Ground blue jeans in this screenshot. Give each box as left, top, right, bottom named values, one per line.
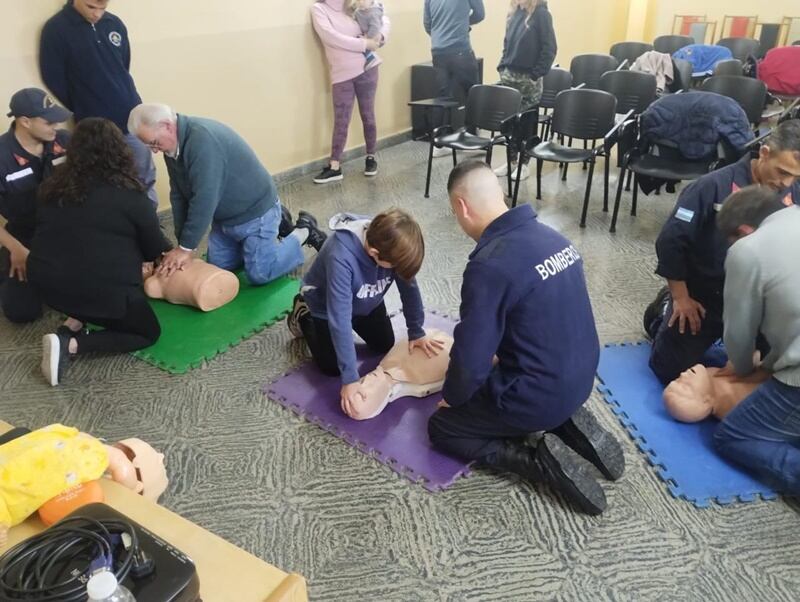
left=207, top=201, right=304, bottom=286
left=125, top=133, right=159, bottom=208
left=714, top=377, right=800, bottom=494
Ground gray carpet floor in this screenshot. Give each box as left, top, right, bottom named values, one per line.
left=1, top=140, right=799, bottom=601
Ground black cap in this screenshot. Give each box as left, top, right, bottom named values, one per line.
left=7, top=88, right=72, bottom=123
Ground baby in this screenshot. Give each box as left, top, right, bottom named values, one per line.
left=352, top=0, right=384, bottom=68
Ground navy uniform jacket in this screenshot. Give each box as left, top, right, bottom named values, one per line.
left=655, top=154, right=800, bottom=313
left=442, top=205, right=600, bottom=430
left=0, top=126, right=69, bottom=246
left=40, top=3, right=141, bottom=132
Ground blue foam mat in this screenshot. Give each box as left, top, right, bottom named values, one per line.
left=597, top=343, right=778, bottom=508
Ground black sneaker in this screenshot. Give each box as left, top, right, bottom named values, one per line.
left=313, top=165, right=343, bottom=184
left=365, top=156, right=378, bottom=177
left=42, top=331, right=72, bottom=386
left=536, top=433, right=607, bottom=515
left=287, top=293, right=310, bottom=339
left=549, top=406, right=625, bottom=481
left=643, top=286, right=671, bottom=339
left=279, top=204, right=294, bottom=238
left=295, top=211, right=328, bottom=252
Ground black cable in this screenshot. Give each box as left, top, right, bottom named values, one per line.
left=0, top=516, right=138, bottom=601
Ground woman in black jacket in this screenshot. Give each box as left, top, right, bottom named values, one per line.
left=495, top=0, right=557, bottom=181
left=29, top=118, right=171, bottom=386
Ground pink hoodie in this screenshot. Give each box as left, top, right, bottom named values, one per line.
left=311, top=0, right=391, bottom=85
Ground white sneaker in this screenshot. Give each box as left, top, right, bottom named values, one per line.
left=514, top=164, right=530, bottom=181
left=494, top=162, right=513, bottom=177
left=432, top=146, right=451, bottom=158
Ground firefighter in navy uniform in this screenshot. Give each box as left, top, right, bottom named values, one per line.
left=0, top=88, right=70, bottom=323
left=645, top=120, right=800, bottom=385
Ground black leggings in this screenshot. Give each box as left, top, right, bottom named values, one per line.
left=299, top=301, right=395, bottom=377
left=74, top=297, right=160, bottom=354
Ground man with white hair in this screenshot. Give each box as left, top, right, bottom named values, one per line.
left=128, top=103, right=325, bottom=283
left=428, top=160, right=623, bottom=515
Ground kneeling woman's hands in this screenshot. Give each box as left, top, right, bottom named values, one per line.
left=408, top=335, right=446, bottom=358
left=341, top=382, right=367, bottom=418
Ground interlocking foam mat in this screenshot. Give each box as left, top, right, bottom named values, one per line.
left=264, top=311, right=472, bottom=492
left=597, top=342, right=778, bottom=508
left=133, top=274, right=299, bottom=374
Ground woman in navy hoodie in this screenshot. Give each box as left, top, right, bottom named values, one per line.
left=288, top=209, right=443, bottom=417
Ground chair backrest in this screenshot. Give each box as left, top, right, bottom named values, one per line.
left=551, top=89, right=617, bottom=140
left=670, top=58, right=693, bottom=92
left=610, top=41, right=654, bottom=66
left=717, top=37, right=760, bottom=61
left=599, top=70, right=657, bottom=115
left=794, top=40, right=800, bottom=46
left=713, top=58, right=743, bottom=77
left=464, top=84, right=521, bottom=132
left=540, top=68, right=573, bottom=109
left=653, top=35, right=694, bottom=55
left=700, top=75, right=767, bottom=125
left=569, top=54, right=619, bottom=90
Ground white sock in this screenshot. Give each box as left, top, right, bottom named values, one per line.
left=290, top=227, right=309, bottom=245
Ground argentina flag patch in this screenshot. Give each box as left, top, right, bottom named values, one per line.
left=675, top=207, right=695, bottom=223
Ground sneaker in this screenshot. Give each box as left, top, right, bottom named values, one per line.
left=365, top=156, right=378, bottom=177
left=295, top=210, right=327, bottom=252
left=42, top=332, right=72, bottom=386
left=643, top=286, right=671, bottom=340
left=287, top=293, right=310, bottom=339
left=513, top=164, right=530, bottom=181
left=494, top=163, right=530, bottom=181
left=313, top=166, right=343, bottom=184
left=536, top=433, right=607, bottom=515
left=549, top=406, right=625, bottom=481
left=279, top=204, right=294, bottom=238
left=432, top=146, right=451, bottom=158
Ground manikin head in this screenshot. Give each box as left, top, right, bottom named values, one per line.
left=128, top=103, right=180, bottom=156
left=447, top=160, right=509, bottom=242
left=7, top=88, right=70, bottom=144
left=751, top=120, right=800, bottom=192
left=112, top=438, right=168, bottom=502
left=716, top=185, right=787, bottom=244
left=364, top=209, right=425, bottom=281
left=663, top=364, right=715, bottom=422
left=71, top=0, right=110, bottom=25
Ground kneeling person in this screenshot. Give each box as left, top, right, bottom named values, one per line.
left=128, top=103, right=326, bottom=283
left=429, top=161, right=623, bottom=515
left=288, top=209, right=443, bottom=417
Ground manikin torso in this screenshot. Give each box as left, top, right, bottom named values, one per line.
left=143, top=259, right=239, bottom=311
left=663, top=364, right=770, bottom=422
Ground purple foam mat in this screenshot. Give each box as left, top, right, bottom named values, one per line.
left=265, top=311, right=472, bottom=492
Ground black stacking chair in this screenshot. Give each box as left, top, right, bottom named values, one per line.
left=569, top=54, right=620, bottom=90
left=793, top=41, right=800, bottom=46
left=669, top=58, right=693, bottom=92
left=717, top=37, right=761, bottom=62
left=538, top=68, right=573, bottom=139
left=653, top=35, right=694, bottom=56
left=529, top=89, right=631, bottom=227
left=499, top=108, right=542, bottom=206
left=424, top=84, right=521, bottom=198
left=713, top=58, right=743, bottom=77
left=610, top=41, right=654, bottom=67
left=599, top=70, right=658, bottom=116
left=609, top=117, right=741, bottom=232
left=700, top=76, right=767, bottom=128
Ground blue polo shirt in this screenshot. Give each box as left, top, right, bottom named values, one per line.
left=443, top=205, right=600, bottom=430
left=0, top=126, right=70, bottom=245
left=655, top=154, right=800, bottom=311
left=40, top=2, right=141, bottom=132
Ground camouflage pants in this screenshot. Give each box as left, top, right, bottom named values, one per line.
left=499, top=69, right=543, bottom=111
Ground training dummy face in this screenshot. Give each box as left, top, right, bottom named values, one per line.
left=143, top=259, right=240, bottom=312
left=348, top=330, right=454, bottom=421
left=112, top=438, right=168, bottom=502
left=663, top=365, right=716, bottom=422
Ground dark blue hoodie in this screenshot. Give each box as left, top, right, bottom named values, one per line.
left=443, top=205, right=600, bottom=430
left=302, top=214, right=426, bottom=384
left=40, top=2, right=141, bottom=132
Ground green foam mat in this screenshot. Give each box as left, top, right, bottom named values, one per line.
left=132, top=274, right=299, bottom=373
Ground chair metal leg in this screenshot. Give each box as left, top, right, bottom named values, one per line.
left=486, top=145, right=494, bottom=165
left=452, top=148, right=458, bottom=167
left=583, top=140, right=590, bottom=170
left=505, top=145, right=513, bottom=199
left=603, top=153, right=610, bottom=212
left=631, top=174, right=639, bottom=216
left=424, top=141, right=435, bottom=198
left=625, top=169, right=632, bottom=191
left=513, top=161, right=523, bottom=207
left=536, top=158, right=543, bottom=200
left=579, top=159, right=596, bottom=228
left=562, top=162, right=569, bottom=181
left=609, top=167, right=626, bottom=233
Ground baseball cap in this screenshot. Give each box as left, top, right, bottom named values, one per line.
left=7, top=88, right=72, bottom=123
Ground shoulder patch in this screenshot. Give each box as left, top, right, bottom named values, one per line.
left=675, top=207, right=695, bottom=223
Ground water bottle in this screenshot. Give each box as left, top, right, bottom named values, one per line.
left=86, top=570, right=136, bottom=602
